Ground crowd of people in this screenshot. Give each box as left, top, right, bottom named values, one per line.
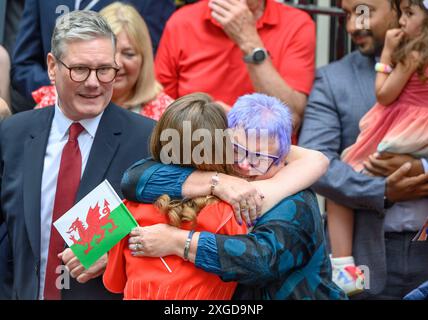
left=0, top=0, right=428, bottom=301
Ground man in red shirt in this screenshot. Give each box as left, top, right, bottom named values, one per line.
left=155, top=0, right=315, bottom=133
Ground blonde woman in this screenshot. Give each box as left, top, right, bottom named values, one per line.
left=101, top=2, right=173, bottom=119
left=33, top=2, right=173, bottom=120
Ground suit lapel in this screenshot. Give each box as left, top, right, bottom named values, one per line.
left=351, top=52, right=377, bottom=113
left=23, top=108, right=55, bottom=261
left=77, top=104, right=121, bottom=201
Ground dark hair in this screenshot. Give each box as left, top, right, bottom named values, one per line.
left=391, top=0, right=428, bottom=82
left=390, top=0, right=402, bottom=15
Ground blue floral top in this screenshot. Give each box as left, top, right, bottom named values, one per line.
left=121, top=159, right=347, bottom=300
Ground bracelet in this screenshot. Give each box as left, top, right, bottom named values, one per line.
left=183, top=230, right=195, bottom=261
left=375, top=62, right=393, bottom=74
left=210, top=172, right=219, bottom=195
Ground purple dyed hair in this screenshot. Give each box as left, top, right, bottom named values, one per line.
left=227, top=93, right=292, bottom=163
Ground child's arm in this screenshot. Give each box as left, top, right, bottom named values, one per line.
left=376, top=29, right=419, bottom=106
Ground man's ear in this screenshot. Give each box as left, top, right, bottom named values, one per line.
left=47, top=53, right=57, bottom=85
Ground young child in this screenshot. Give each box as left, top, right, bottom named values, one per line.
left=327, top=0, right=428, bottom=296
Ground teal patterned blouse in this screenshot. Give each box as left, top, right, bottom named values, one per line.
left=121, top=158, right=347, bottom=300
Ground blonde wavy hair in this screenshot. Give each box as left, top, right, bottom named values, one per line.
left=391, top=0, right=428, bottom=82
left=150, top=93, right=235, bottom=227
left=100, top=2, right=163, bottom=107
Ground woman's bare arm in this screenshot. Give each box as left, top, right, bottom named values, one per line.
left=251, top=146, right=329, bottom=213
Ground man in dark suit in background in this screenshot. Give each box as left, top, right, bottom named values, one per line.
left=11, top=0, right=175, bottom=113
left=299, top=0, right=428, bottom=299
left=0, top=10, right=155, bottom=300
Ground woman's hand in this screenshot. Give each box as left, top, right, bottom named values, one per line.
left=182, top=171, right=263, bottom=226
left=129, top=224, right=185, bottom=257
left=214, top=174, right=264, bottom=227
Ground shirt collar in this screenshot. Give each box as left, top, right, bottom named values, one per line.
left=203, top=0, right=279, bottom=29
left=54, top=102, right=103, bottom=139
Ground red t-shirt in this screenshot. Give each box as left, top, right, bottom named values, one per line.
left=103, top=200, right=247, bottom=300
left=155, top=0, right=316, bottom=106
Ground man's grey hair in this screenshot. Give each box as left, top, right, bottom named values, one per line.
left=51, top=10, right=116, bottom=59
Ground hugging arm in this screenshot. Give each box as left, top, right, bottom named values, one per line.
left=198, top=220, right=311, bottom=285
left=130, top=193, right=318, bottom=286
left=121, top=146, right=328, bottom=224
left=250, top=145, right=328, bottom=213
left=132, top=224, right=310, bottom=285
left=121, top=158, right=195, bottom=203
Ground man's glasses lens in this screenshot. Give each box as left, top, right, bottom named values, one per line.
left=57, top=58, right=118, bottom=83
left=70, top=66, right=118, bottom=83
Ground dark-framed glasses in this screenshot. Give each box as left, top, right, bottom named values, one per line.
left=56, top=58, right=119, bottom=83
left=232, top=142, right=280, bottom=174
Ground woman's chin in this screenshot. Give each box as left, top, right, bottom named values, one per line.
left=112, top=85, right=130, bottom=100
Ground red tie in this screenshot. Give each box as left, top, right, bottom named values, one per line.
left=44, top=122, right=85, bottom=300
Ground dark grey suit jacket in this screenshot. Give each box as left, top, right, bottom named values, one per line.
left=299, top=50, right=389, bottom=297
left=0, top=103, right=155, bottom=299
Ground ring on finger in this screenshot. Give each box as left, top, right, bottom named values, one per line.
left=240, top=202, right=248, bottom=211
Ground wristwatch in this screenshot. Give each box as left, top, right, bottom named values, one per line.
left=243, top=48, right=269, bottom=64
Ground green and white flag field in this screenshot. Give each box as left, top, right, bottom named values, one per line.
left=53, top=180, right=138, bottom=269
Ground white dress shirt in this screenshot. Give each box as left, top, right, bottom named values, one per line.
left=39, top=104, right=103, bottom=299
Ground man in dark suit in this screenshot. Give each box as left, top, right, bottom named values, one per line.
left=0, top=10, right=155, bottom=300
left=11, top=0, right=175, bottom=112
left=299, top=0, right=428, bottom=299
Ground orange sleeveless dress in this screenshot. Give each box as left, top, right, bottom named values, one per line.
left=103, top=200, right=247, bottom=300
left=342, top=70, right=428, bottom=171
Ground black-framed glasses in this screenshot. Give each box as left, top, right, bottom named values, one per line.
left=232, top=142, right=280, bottom=174
left=56, top=58, right=119, bottom=83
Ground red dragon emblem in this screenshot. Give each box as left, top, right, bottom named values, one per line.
left=67, top=200, right=118, bottom=254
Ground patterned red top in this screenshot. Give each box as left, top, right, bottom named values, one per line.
left=32, top=85, right=173, bottom=121
left=32, top=86, right=57, bottom=109
left=138, top=92, right=174, bottom=120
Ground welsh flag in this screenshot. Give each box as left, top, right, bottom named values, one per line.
left=53, top=180, right=137, bottom=269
